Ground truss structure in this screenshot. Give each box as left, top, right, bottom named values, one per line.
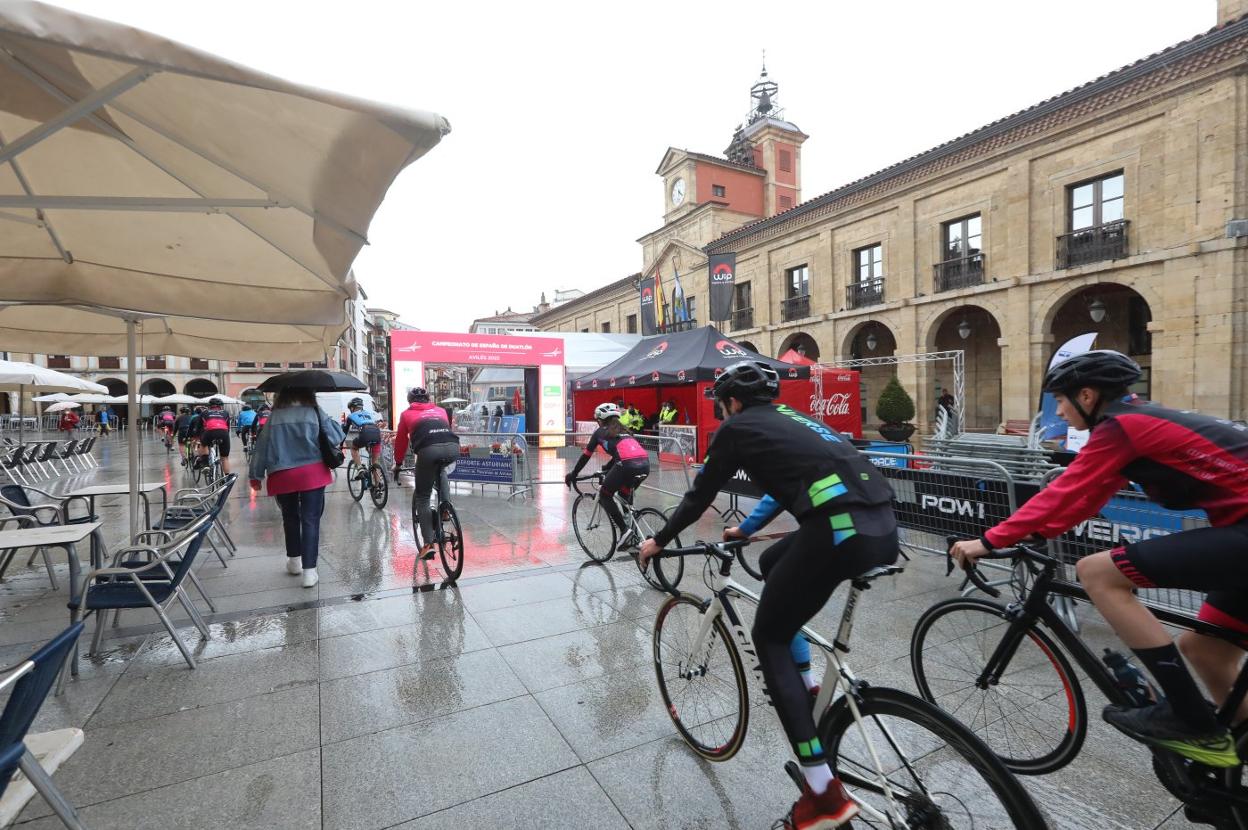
left=816, top=350, right=966, bottom=436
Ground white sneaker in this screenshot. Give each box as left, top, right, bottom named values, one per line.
left=286, top=558, right=302, bottom=575
left=301, top=568, right=319, bottom=588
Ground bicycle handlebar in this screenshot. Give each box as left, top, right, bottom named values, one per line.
left=647, top=538, right=756, bottom=594
left=570, top=472, right=605, bottom=495
left=945, top=535, right=1056, bottom=599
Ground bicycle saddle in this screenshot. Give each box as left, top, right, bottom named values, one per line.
left=851, top=564, right=904, bottom=589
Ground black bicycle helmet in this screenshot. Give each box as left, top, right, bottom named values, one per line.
left=241, top=404, right=252, bottom=411
left=1043, top=350, right=1141, bottom=395
left=208, top=397, right=223, bottom=405
left=407, top=387, right=429, bottom=403
left=347, top=397, right=364, bottom=410
left=706, top=361, right=780, bottom=404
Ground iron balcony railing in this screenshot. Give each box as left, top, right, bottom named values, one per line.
left=846, top=277, right=885, bottom=309
left=730, top=306, right=754, bottom=330
left=781, top=293, right=811, bottom=322
left=657, top=319, right=698, bottom=334
left=1057, top=219, right=1129, bottom=269
left=934, top=253, right=985, bottom=292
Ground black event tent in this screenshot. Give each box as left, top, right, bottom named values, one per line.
left=573, top=326, right=810, bottom=389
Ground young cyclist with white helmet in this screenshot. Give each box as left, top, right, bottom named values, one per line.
left=565, top=402, right=652, bottom=550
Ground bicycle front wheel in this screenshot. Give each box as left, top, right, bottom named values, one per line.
left=572, top=492, right=616, bottom=562
left=819, top=686, right=1049, bottom=829
left=910, top=597, right=1086, bottom=775
left=652, top=593, right=749, bottom=761
left=368, top=463, right=389, bottom=509
left=346, top=460, right=365, bottom=501
left=633, top=508, right=684, bottom=593
left=438, top=501, right=464, bottom=581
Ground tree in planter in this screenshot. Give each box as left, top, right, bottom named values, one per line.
left=875, top=375, right=916, bottom=441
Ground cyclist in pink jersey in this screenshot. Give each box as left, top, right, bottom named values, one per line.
left=565, top=402, right=651, bottom=550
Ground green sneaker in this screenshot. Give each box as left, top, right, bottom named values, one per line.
left=1104, top=702, right=1241, bottom=768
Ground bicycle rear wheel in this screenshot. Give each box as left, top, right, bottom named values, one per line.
left=438, top=500, right=464, bottom=581
left=572, top=492, right=616, bottom=562
left=368, top=463, right=389, bottom=508
left=652, top=593, right=749, bottom=761
left=633, top=507, right=684, bottom=593
left=346, top=460, right=365, bottom=501
left=818, top=686, right=1049, bottom=829
left=910, top=597, right=1086, bottom=775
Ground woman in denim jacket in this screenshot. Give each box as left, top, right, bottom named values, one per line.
left=248, top=387, right=344, bottom=587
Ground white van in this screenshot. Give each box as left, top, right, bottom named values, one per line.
left=316, top=392, right=380, bottom=426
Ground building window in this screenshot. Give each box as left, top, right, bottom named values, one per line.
left=263, top=362, right=281, bottom=369
left=848, top=244, right=885, bottom=309
left=288, top=362, right=306, bottom=369
left=601, top=322, right=611, bottom=333
left=712, top=184, right=726, bottom=198
left=779, top=149, right=792, bottom=172
left=311, top=360, right=327, bottom=369
left=626, top=314, right=637, bottom=334
left=237, top=361, right=255, bottom=368
left=46, top=355, right=70, bottom=369
left=779, top=195, right=792, bottom=210
left=580, top=328, right=589, bottom=333
left=782, top=266, right=810, bottom=322
left=731, top=281, right=753, bottom=330
left=935, top=214, right=984, bottom=291
left=189, top=358, right=209, bottom=371
left=1059, top=172, right=1128, bottom=268
left=685, top=295, right=697, bottom=322
left=98, top=356, right=120, bottom=370
left=146, top=355, right=166, bottom=370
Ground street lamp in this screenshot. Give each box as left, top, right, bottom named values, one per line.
left=865, top=331, right=878, bottom=351
left=957, top=318, right=972, bottom=340
left=1088, top=297, right=1107, bottom=323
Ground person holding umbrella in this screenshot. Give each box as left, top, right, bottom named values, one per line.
left=249, top=370, right=352, bottom=588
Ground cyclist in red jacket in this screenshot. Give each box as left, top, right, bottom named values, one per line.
left=393, top=387, right=460, bottom=559
left=953, top=350, right=1248, bottom=767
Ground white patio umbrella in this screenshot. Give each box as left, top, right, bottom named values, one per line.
left=0, top=358, right=108, bottom=440
left=45, top=400, right=80, bottom=412
left=0, top=2, right=450, bottom=535
left=67, top=393, right=110, bottom=404
left=32, top=391, right=71, bottom=402
left=151, top=393, right=199, bottom=405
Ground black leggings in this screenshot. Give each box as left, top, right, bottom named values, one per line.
left=754, top=514, right=898, bottom=766
left=412, top=443, right=460, bottom=545
left=599, top=461, right=647, bottom=533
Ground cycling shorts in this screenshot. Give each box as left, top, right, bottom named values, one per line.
left=200, top=429, right=231, bottom=457
left=1111, top=524, right=1248, bottom=634
left=351, top=424, right=382, bottom=450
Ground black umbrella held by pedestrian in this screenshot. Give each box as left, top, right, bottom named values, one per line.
left=258, top=369, right=367, bottom=393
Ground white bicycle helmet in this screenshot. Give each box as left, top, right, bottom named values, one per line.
left=594, top=402, right=621, bottom=421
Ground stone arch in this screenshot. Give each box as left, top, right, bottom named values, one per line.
left=738, top=340, right=760, bottom=354
left=184, top=378, right=218, bottom=398
left=777, top=331, right=821, bottom=362
left=1035, top=276, right=1161, bottom=338
left=140, top=378, right=176, bottom=418
left=240, top=387, right=266, bottom=409
left=1045, top=282, right=1153, bottom=397
left=923, top=305, right=1004, bottom=431
left=841, top=321, right=899, bottom=431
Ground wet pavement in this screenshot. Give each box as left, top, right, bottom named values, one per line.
left=0, top=431, right=1204, bottom=828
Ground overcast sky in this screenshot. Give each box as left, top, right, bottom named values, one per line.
left=54, top=0, right=1218, bottom=330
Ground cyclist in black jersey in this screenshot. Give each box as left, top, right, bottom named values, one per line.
left=640, top=361, right=898, bottom=830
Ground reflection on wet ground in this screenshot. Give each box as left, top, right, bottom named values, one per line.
left=0, top=436, right=1188, bottom=828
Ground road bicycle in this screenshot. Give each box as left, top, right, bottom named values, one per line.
left=411, top=458, right=464, bottom=582
left=910, top=539, right=1248, bottom=828
left=346, top=447, right=389, bottom=509
left=240, top=429, right=254, bottom=460
left=570, top=472, right=683, bottom=594
left=648, top=538, right=1048, bottom=828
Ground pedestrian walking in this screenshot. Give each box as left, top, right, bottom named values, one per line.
left=937, top=387, right=957, bottom=432
left=58, top=409, right=79, bottom=436
left=96, top=405, right=111, bottom=435
left=247, top=386, right=344, bottom=588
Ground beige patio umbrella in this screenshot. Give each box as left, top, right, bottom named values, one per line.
left=0, top=2, right=451, bottom=535
left=0, top=358, right=107, bottom=440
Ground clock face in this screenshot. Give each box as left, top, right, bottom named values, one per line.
left=671, top=178, right=686, bottom=207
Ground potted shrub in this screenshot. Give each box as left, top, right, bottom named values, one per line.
left=876, top=375, right=916, bottom=442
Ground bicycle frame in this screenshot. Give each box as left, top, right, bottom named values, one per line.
left=671, top=548, right=910, bottom=824
left=972, top=551, right=1248, bottom=809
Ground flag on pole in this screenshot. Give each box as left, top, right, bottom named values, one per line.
left=653, top=264, right=666, bottom=330
left=671, top=262, right=688, bottom=322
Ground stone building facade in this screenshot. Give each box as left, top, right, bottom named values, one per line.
left=534, top=5, right=1248, bottom=431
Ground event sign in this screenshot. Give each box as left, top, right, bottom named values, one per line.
left=639, top=275, right=658, bottom=336
left=448, top=456, right=514, bottom=485
left=707, top=253, right=737, bottom=322
left=389, top=330, right=566, bottom=448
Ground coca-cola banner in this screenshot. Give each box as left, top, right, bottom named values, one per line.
left=707, top=253, right=736, bottom=322
left=807, top=366, right=863, bottom=438
left=639, top=275, right=658, bottom=336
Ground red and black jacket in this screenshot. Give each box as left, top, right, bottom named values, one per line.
left=986, top=396, right=1248, bottom=548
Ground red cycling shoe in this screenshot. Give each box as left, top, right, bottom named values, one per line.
left=786, top=779, right=858, bottom=829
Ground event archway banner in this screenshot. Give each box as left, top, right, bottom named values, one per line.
left=389, top=331, right=566, bottom=447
